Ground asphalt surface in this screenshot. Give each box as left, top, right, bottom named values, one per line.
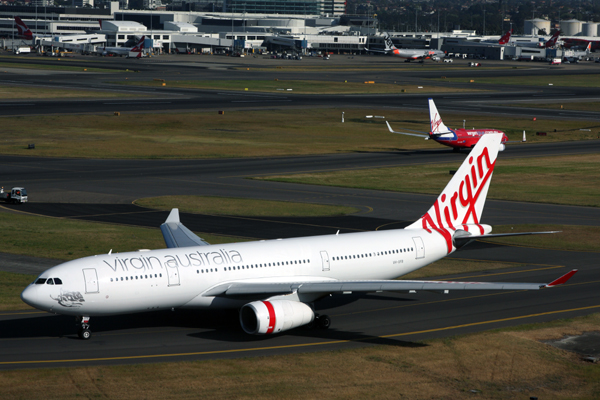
left=0, top=54, right=599, bottom=369
left=1, top=53, right=600, bottom=120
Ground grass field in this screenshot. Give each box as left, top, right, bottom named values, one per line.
left=0, top=61, right=121, bottom=73
left=110, top=79, right=479, bottom=94
left=256, top=153, right=600, bottom=207
left=0, top=84, right=146, bottom=99
left=2, top=314, right=599, bottom=399
left=502, top=101, right=600, bottom=113
left=436, top=73, right=600, bottom=87
left=0, top=108, right=598, bottom=159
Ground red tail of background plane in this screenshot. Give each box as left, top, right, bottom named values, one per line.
left=545, top=31, right=561, bottom=48
left=15, top=17, right=33, bottom=40
left=498, top=29, right=512, bottom=45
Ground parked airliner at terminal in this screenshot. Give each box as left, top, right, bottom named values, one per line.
left=21, top=134, right=576, bottom=340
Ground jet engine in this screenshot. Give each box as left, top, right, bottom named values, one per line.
left=239, top=300, right=314, bottom=335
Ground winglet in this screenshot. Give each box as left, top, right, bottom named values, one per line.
left=544, top=269, right=577, bottom=288
left=165, top=208, right=180, bottom=223
left=385, top=121, right=395, bottom=133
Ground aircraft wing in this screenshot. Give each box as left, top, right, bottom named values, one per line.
left=202, top=269, right=577, bottom=297
left=160, top=208, right=210, bottom=248
left=386, top=121, right=430, bottom=138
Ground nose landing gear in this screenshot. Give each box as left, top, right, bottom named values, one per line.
left=76, top=316, right=91, bottom=340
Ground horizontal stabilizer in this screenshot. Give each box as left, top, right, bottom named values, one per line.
left=386, top=121, right=429, bottom=138
left=160, top=208, right=210, bottom=248
left=453, top=230, right=561, bottom=248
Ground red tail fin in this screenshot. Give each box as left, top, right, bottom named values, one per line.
left=545, top=31, right=560, bottom=48
left=15, top=17, right=33, bottom=40
left=498, top=29, right=512, bottom=45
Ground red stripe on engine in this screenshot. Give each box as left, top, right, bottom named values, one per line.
left=264, top=301, right=276, bottom=334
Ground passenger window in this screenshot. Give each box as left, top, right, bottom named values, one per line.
left=111, top=278, right=114, bottom=282
left=54, top=278, right=63, bottom=285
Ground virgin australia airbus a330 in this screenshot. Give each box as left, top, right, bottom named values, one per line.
left=21, top=134, right=576, bottom=339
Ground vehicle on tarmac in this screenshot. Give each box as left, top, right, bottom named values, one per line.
left=1, top=187, right=27, bottom=204
left=21, top=135, right=575, bottom=340
left=386, top=98, right=509, bottom=151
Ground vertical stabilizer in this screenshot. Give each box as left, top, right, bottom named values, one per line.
left=382, top=33, right=397, bottom=51
left=428, top=98, right=451, bottom=134
left=498, top=29, right=512, bottom=45
left=545, top=31, right=560, bottom=48
left=405, top=134, right=503, bottom=252
left=15, top=17, right=33, bottom=40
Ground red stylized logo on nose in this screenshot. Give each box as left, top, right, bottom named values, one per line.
left=420, top=147, right=496, bottom=253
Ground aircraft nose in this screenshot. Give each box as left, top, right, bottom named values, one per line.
left=21, top=284, right=38, bottom=308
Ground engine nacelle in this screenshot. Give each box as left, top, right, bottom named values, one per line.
left=239, top=300, right=314, bottom=335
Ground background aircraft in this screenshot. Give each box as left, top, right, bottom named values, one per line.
left=386, top=98, right=509, bottom=151
left=21, top=134, right=574, bottom=339
left=368, top=32, right=445, bottom=62
left=14, top=17, right=33, bottom=40
left=99, top=35, right=146, bottom=57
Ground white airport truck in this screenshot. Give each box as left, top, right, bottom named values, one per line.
left=13, top=46, right=31, bottom=55
left=0, top=187, right=28, bottom=203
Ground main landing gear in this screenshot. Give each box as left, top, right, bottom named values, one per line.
left=76, top=316, right=92, bottom=340
left=314, top=314, right=331, bottom=330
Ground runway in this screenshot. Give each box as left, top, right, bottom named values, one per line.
left=1, top=54, right=600, bottom=119
left=0, top=55, right=599, bottom=370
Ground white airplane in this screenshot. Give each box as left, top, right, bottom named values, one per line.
left=21, top=134, right=576, bottom=340
left=367, top=32, right=446, bottom=62
left=98, top=35, right=145, bottom=58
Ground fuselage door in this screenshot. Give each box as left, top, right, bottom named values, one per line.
left=82, top=268, right=99, bottom=293
left=167, top=265, right=180, bottom=286
left=412, top=237, right=425, bottom=259
left=320, top=251, right=330, bottom=271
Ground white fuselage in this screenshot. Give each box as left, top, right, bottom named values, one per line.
left=22, top=228, right=448, bottom=317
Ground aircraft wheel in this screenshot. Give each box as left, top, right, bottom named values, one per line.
left=317, top=315, right=331, bottom=329
left=78, top=328, right=92, bottom=340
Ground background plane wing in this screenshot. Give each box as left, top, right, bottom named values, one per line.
left=160, top=208, right=210, bottom=248
left=386, top=121, right=430, bottom=138
left=202, top=270, right=577, bottom=297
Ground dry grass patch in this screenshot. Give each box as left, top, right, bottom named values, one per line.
left=257, top=153, right=600, bottom=208
left=0, top=212, right=247, bottom=261
left=438, top=73, right=600, bottom=87
left=485, top=225, right=600, bottom=252
left=0, top=109, right=597, bottom=158
left=501, top=101, right=600, bottom=113
left=0, top=85, right=146, bottom=99
left=2, top=315, right=599, bottom=399
left=135, top=196, right=358, bottom=217
left=111, top=79, right=480, bottom=94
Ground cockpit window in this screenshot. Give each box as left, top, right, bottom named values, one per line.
left=35, top=278, right=47, bottom=285
left=54, top=278, right=63, bottom=285
left=46, top=278, right=54, bottom=285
